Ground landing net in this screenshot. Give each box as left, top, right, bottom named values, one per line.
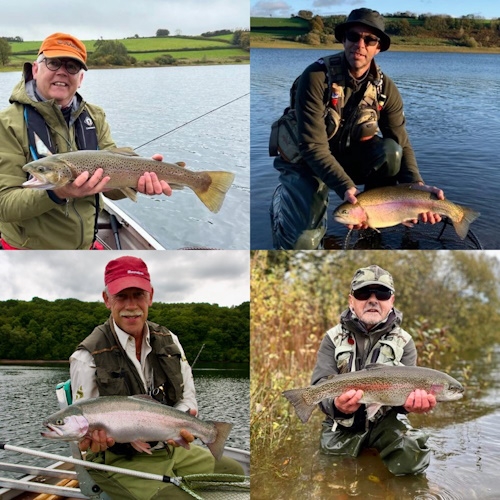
left=329, top=218, right=483, bottom=250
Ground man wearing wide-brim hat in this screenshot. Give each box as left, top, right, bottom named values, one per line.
left=270, top=8, right=445, bottom=249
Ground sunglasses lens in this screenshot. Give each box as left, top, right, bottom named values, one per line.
left=346, top=31, right=379, bottom=46
left=353, top=288, right=392, bottom=301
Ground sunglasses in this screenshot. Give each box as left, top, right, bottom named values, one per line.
left=352, top=287, right=393, bottom=301
left=345, top=31, right=380, bottom=47
left=42, top=57, right=83, bottom=75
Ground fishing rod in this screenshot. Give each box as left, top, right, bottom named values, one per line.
left=134, top=93, right=249, bottom=151
left=191, top=343, right=206, bottom=368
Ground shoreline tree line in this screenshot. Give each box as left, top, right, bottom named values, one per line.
left=253, top=11, right=500, bottom=48
left=0, top=299, right=249, bottom=363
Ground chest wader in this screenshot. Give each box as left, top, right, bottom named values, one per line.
left=319, top=326, right=431, bottom=475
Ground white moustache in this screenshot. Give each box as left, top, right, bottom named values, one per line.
left=120, top=311, right=143, bottom=318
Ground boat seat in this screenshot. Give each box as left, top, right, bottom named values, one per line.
left=55, top=380, right=112, bottom=500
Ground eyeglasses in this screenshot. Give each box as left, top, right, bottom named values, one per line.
left=352, top=287, right=393, bottom=301
left=345, top=31, right=380, bottom=47
left=42, top=58, right=83, bottom=75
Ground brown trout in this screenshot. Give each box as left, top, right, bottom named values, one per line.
left=41, top=395, right=233, bottom=460
left=22, top=148, right=235, bottom=213
left=333, top=184, right=480, bottom=239
left=283, top=364, right=464, bottom=423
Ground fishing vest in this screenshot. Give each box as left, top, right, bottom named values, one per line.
left=77, top=318, right=185, bottom=406
left=269, top=54, right=386, bottom=163
left=23, top=105, right=99, bottom=159
left=326, top=321, right=412, bottom=428
left=327, top=322, right=412, bottom=374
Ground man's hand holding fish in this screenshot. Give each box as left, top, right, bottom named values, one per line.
left=52, top=154, right=175, bottom=199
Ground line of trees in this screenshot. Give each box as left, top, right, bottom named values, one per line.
left=0, top=299, right=249, bottom=363
left=288, top=12, right=500, bottom=48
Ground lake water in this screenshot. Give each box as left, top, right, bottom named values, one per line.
left=250, top=49, right=500, bottom=249
left=0, top=362, right=249, bottom=478
left=251, top=347, right=500, bottom=500
left=0, top=64, right=250, bottom=250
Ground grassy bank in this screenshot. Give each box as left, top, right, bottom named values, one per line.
left=2, top=35, right=249, bottom=72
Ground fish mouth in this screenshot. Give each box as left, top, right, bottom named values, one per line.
left=42, top=423, right=64, bottom=438
left=22, top=176, right=56, bottom=189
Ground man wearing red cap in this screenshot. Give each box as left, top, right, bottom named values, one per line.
left=69, top=256, right=243, bottom=499
left=269, top=8, right=445, bottom=249
left=0, top=32, right=173, bottom=249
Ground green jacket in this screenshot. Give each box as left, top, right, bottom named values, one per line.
left=296, top=52, right=423, bottom=198
left=0, top=64, right=116, bottom=249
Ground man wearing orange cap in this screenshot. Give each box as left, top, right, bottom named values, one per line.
left=69, top=256, right=244, bottom=499
left=0, top=33, right=172, bottom=249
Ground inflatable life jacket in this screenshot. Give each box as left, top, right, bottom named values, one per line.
left=23, top=105, right=101, bottom=244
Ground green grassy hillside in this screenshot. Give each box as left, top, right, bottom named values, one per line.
left=3, top=35, right=249, bottom=71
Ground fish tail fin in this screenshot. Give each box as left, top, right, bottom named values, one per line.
left=193, top=171, right=235, bottom=213
left=205, top=421, right=233, bottom=460
left=452, top=206, right=480, bottom=239
left=282, top=388, right=315, bottom=423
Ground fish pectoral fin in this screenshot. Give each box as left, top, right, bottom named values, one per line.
left=401, top=221, right=415, bottom=228
left=109, top=147, right=141, bottom=157
left=365, top=403, right=383, bottom=420
left=173, top=437, right=191, bottom=450
left=120, top=187, right=138, bottom=202
left=130, top=440, right=153, bottom=454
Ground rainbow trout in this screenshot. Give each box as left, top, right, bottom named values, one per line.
left=41, top=395, right=233, bottom=460
left=333, top=184, right=480, bottom=239
left=283, top=364, right=464, bottom=423
left=22, top=148, right=235, bottom=213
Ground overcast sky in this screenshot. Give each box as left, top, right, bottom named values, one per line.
left=0, top=251, right=249, bottom=307
left=1, top=0, right=249, bottom=41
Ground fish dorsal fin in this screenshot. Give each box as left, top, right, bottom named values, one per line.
left=364, top=363, right=385, bottom=371
left=130, top=394, right=162, bottom=404
left=108, top=147, right=141, bottom=157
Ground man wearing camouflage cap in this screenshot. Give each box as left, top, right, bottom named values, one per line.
left=310, top=264, right=435, bottom=475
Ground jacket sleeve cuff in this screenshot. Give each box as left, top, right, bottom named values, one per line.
left=47, top=190, right=66, bottom=205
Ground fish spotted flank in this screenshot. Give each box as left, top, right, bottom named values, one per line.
left=333, top=184, right=480, bottom=239
left=283, top=364, right=464, bottom=423
left=41, top=395, right=233, bottom=460
left=22, top=147, right=235, bottom=213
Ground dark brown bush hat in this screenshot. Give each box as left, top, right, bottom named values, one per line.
left=335, top=8, right=391, bottom=52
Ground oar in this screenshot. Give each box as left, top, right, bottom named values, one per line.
left=0, top=442, right=182, bottom=486
left=0, top=442, right=248, bottom=500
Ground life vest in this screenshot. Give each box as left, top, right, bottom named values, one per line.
left=23, top=105, right=99, bottom=159
left=77, top=318, right=185, bottom=406
left=269, top=53, right=386, bottom=162
left=23, top=105, right=101, bottom=244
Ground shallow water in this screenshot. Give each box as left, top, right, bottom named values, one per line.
left=251, top=348, right=500, bottom=499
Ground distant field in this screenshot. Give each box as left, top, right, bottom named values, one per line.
left=251, top=17, right=309, bottom=37
left=4, top=35, right=248, bottom=71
